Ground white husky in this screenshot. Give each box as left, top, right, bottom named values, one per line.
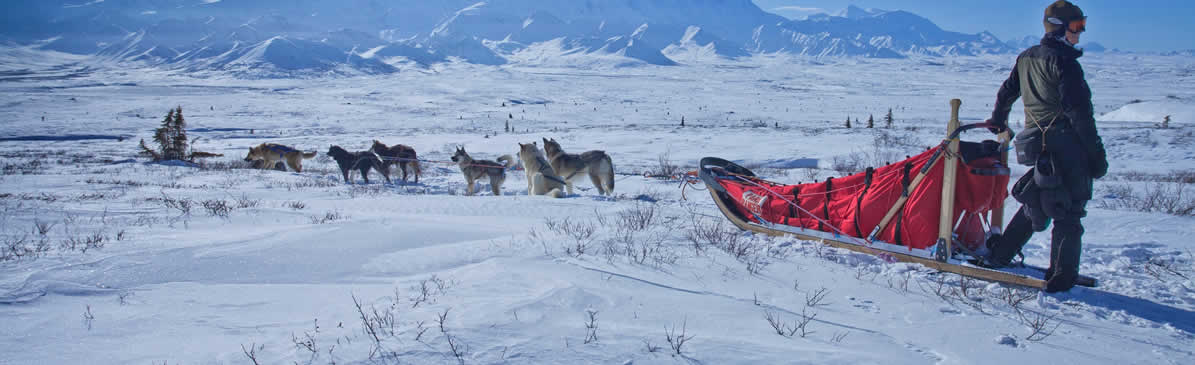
left=517, top=142, right=566, bottom=198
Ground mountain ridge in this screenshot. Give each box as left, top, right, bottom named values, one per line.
left=0, top=1, right=1084, bottom=76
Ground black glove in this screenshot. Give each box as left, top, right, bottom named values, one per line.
left=985, top=119, right=1008, bottom=135
left=1090, top=155, right=1108, bottom=179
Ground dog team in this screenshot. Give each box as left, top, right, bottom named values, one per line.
left=243, top=138, right=614, bottom=198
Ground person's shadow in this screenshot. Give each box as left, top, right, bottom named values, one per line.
left=1064, top=287, right=1195, bottom=334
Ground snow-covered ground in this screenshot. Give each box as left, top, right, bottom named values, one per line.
left=1, top=50, right=1194, bottom=364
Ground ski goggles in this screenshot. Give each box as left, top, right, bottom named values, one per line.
left=1068, top=18, right=1087, bottom=33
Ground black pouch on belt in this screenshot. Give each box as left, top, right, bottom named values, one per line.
left=1013, top=129, right=1043, bottom=166
left=1033, top=156, right=1063, bottom=189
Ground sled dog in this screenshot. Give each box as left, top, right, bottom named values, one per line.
left=327, top=145, right=390, bottom=184
left=371, top=140, right=422, bottom=184
left=517, top=142, right=566, bottom=198
left=244, top=143, right=316, bottom=172
left=541, top=138, right=615, bottom=196
left=450, top=147, right=514, bottom=196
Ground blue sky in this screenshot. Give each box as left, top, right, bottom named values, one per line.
left=752, top=1, right=1194, bottom=52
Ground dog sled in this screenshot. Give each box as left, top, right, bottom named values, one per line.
left=698, top=99, right=1096, bottom=289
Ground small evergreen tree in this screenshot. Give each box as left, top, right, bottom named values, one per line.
left=1162, top=115, right=1171, bottom=129
left=867, top=114, right=874, bottom=128
left=139, top=106, right=218, bottom=162
left=845, top=116, right=852, bottom=129
left=169, top=106, right=188, bottom=158
left=885, top=108, right=894, bottom=128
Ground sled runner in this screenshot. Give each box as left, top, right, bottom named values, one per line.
left=699, top=99, right=1096, bottom=289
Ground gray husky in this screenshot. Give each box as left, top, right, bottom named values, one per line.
left=450, top=147, right=515, bottom=196
left=517, top=142, right=566, bottom=198
left=541, top=138, right=615, bottom=196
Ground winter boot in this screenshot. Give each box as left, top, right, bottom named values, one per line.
left=982, top=209, right=1037, bottom=268
left=1044, top=216, right=1084, bottom=293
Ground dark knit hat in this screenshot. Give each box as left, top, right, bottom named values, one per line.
left=1044, top=1, right=1085, bottom=34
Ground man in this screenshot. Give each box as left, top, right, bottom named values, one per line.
left=981, top=1, right=1108, bottom=293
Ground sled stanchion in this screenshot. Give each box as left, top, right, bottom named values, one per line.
left=990, top=129, right=1013, bottom=233
left=936, top=99, right=963, bottom=262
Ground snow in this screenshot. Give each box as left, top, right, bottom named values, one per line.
left=1, top=45, right=1194, bottom=365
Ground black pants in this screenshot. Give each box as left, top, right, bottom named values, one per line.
left=990, top=201, right=1087, bottom=291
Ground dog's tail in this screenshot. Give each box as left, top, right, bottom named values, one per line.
left=602, top=154, right=615, bottom=194
left=302, top=151, right=318, bottom=159
left=411, top=152, right=422, bottom=182
left=497, top=155, right=515, bottom=168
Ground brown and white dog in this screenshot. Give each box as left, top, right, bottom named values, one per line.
left=244, top=143, right=316, bottom=172
left=371, top=140, right=421, bottom=184
left=541, top=138, right=615, bottom=196
left=450, top=147, right=515, bottom=196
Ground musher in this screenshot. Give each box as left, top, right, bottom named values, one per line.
left=981, top=0, right=1108, bottom=293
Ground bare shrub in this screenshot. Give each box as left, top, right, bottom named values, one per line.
left=997, top=287, right=1036, bottom=311
left=1114, top=169, right=1195, bottom=184
left=198, top=160, right=254, bottom=171
left=801, top=168, right=820, bottom=183
left=291, top=327, right=319, bottom=363
left=617, top=203, right=658, bottom=232
left=583, top=309, right=599, bottom=344
left=159, top=193, right=194, bottom=216
left=831, top=331, right=849, bottom=343
left=1, top=235, right=50, bottom=262
left=643, top=339, right=661, bottom=353
left=118, top=291, right=134, bottom=305
left=410, top=275, right=453, bottom=308
left=664, top=319, right=694, bottom=355
left=202, top=199, right=234, bottom=218
left=61, top=231, right=106, bottom=253
left=546, top=217, right=597, bottom=256
left=830, top=153, right=864, bottom=176
left=34, top=220, right=56, bottom=236
left=351, top=293, right=397, bottom=359
left=1098, top=181, right=1195, bottom=216
left=234, top=194, right=262, bottom=209
left=436, top=308, right=468, bottom=365
left=309, top=211, right=347, bottom=224
left=685, top=218, right=741, bottom=256
left=764, top=310, right=804, bottom=338
left=794, top=307, right=817, bottom=338
left=648, top=150, right=681, bottom=179
left=1019, top=311, right=1060, bottom=342
left=241, top=343, right=261, bottom=365
left=82, top=305, right=95, bottom=330
left=805, top=286, right=831, bottom=307
left=1139, top=250, right=1192, bottom=283
left=285, top=200, right=307, bottom=210
left=831, top=146, right=904, bottom=177
left=285, top=178, right=339, bottom=191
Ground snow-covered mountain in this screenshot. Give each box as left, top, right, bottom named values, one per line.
left=2, top=1, right=1027, bottom=75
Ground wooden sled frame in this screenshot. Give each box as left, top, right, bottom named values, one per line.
left=700, top=99, right=1097, bottom=290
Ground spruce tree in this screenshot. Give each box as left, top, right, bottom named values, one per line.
left=169, top=106, right=187, bottom=160
left=885, top=108, right=894, bottom=128
left=845, top=116, right=852, bottom=129
left=139, top=106, right=218, bottom=162
left=867, top=114, right=874, bottom=128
